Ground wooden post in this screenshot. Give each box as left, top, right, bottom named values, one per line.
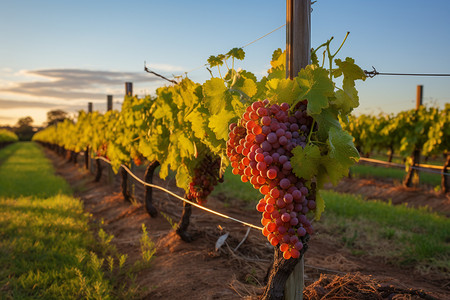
left=404, top=85, right=423, bottom=188
left=416, top=85, right=423, bottom=109
left=286, top=0, right=311, bottom=80
left=88, top=102, right=93, bottom=113
left=125, top=82, right=133, bottom=96
left=286, top=1, right=310, bottom=299
left=107, top=95, right=113, bottom=111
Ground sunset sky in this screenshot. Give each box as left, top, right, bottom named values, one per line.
left=1, top=0, right=449, bottom=126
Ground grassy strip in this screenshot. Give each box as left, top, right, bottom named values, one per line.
left=0, top=142, right=20, bottom=165
left=0, top=195, right=115, bottom=299
left=350, top=164, right=441, bottom=188
left=0, top=142, right=151, bottom=299
left=0, top=142, right=71, bottom=198
left=318, top=190, right=450, bottom=276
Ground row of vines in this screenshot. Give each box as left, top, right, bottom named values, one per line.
left=0, top=129, right=18, bottom=149
left=33, top=43, right=366, bottom=298
left=343, top=106, right=450, bottom=191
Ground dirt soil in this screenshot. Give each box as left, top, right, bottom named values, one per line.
left=45, top=149, right=449, bottom=299
left=325, top=177, right=450, bottom=217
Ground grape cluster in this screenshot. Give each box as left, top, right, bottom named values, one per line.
left=187, top=155, right=223, bottom=205
left=226, top=99, right=316, bottom=259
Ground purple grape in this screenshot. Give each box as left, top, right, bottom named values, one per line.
left=307, top=200, right=316, bottom=210
left=261, top=141, right=272, bottom=152
left=262, top=125, right=271, bottom=135
left=276, top=198, right=286, bottom=208
left=278, top=225, right=287, bottom=234
left=261, top=116, right=271, bottom=126
left=281, top=212, right=291, bottom=223
left=270, top=121, right=280, bottom=131
left=280, top=178, right=291, bottom=190
left=300, top=186, right=308, bottom=196
left=283, top=161, right=292, bottom=171
left=264, top=155, right=273, bottom=165
left=294, top=241, right=304, bottom=250
left=305, top=226, right=314, bottom=235
left=279, top=136, right=288, bottom=145
left=294, top=204, right=303, bottom=211
left=267, top=132, right=277, bottom=144
left=280, top=102, right=290, bottom=111
left=283, top=193, right=293, bottom=204
left=290, top=217, right=299, bottom=226
left=297, top=227, right=306, bottom=236
left=276, top=128, right=285, bottom=137
left=255, top=134, right=265, bottom=143
left=272, top=152, right=280, bottom=162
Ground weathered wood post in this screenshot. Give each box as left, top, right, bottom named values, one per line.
left=403, top=85, right=423, bottom=187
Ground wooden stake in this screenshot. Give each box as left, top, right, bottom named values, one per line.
left=125, top=82, right=133, bottom=96
left=416, top=85, right=423, bottom=110
left=107, top=95, right=113, bottom=111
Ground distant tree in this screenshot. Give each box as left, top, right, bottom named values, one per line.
left=14, top=116, right=34, bottom=141
left=46, top=109, right=68, bottom=127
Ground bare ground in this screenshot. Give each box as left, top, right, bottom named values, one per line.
left=45, top=149, right=449, bottom=299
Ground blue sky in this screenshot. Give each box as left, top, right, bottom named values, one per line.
left=1, top=0, right=449, bottom=126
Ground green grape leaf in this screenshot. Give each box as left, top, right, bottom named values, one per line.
left=325, top=126, right=360, bottom=185
left=265, top=78, right=300, bottom=106
left=174, top=130, right=195, bottom=158
left=226, top=47, right=245, bottom=60
left=207, top=55, right=224, bottom=67
left=208, top=109, right=238, bottom=141
left=186, top=108, right=207, bottom=140
left=232, top=75, right=257, bottom=98
left=291, top=143, right=322, bottom=179
left=296, top=65, right=334, bottom=115
left=333, top=58, right=366, bottom=115
left=270, top=48, right=285, bottom=70
left=313, top=107, right=341, bottom=141
left=175, top=164, right=191, bottom=193
left=203, top=78, right=228, bottom=115
left=333, top=57, right=366, bottom=83
left=315, top=191, right=325, bottom=221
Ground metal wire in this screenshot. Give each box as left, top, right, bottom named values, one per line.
left=94, top=156, right=263, bottom=231
left=364, top=66, right=450, bottom=78
left=173, top=24, right=286, bottom=78
left=358, top=157, right=449, bottom=176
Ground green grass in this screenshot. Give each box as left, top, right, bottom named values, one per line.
left=211, top=167, right=261, bottom=205
left=0, top=142, right=118, bottom=299
left=0, top=142, right=71, bottom=198
left=0, top=142, right=20, bottom=164
left=350, top=164, right=442, bottom=187
left=318, top=190, right=450, bottom=276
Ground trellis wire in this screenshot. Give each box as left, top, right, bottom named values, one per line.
left=94, top=156, right=263, bottom=231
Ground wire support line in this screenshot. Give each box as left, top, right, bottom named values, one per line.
left=94, top=156, right=263, bottom=231
left=173, top=24, right=286, bottom=78
left=358, top=157, right=450, bottom=176
left=364, top=66, right=450, bottom=78
left=410, top=166, right=450, bottom=176
left=241, top=24, right=286, bottom=48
